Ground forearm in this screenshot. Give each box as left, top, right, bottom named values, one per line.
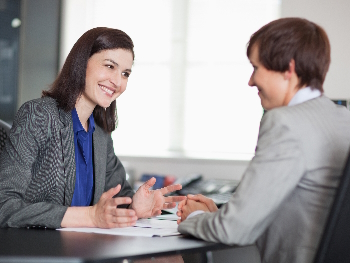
left=0, top=200, right=68, bottom=229
left=61, top=206, right=95, bottom=228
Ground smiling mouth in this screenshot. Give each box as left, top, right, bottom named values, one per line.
left=99, top=85, right=115, bottom=96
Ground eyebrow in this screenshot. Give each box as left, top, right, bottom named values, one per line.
left=105, top=59, right=132, bottom=73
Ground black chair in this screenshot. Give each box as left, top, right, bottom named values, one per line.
left=0, top=119, right=11, bottom=153
left=313, top=150, right=350, bottom=263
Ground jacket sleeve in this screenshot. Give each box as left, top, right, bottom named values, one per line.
left=0, top=101, right=67, bottom=228
left=178, top=110, right=305, bottom=245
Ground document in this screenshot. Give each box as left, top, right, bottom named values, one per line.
left=57, top=218, right=180, bottom=237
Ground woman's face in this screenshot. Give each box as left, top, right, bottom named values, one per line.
left=82, top=48, right=133, bottom=109
left=248, top=44, right=294, bottom=110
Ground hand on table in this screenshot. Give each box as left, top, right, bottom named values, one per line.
left=177, top=194, right=218, bottom=224
left=89, top=184, right=138, bottom=228
left=131, top=177, right=186, bottom=218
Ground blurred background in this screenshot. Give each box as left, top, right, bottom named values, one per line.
left=1, top=0, right=350, bottom=186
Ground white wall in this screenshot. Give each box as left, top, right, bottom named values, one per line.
left=120, top=0, right=350, bottom=182
left=121, top=155, right=250, bottom=183
left=282, top=0, right=350, bottom=99
left=15, top=0, right=350, bottom=182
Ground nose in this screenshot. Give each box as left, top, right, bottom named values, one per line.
left=110, top=72, right=122, bottom=88
left=248, top=73, right=254, bottom=87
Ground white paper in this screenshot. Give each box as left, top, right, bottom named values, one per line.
left=135, top=218, right=178, bottom=228
left=57, top=218, right=180, bottom=237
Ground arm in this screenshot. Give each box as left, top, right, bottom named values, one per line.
left=0, top=100, right=68, bottom=228
left=61, top=185, right=137, bottom=228
left=178, top=111, right=305, bottom=245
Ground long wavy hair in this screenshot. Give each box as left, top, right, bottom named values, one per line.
left=42, top=27, right=135, bottom=132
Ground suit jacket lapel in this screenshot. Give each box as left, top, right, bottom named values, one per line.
left=93, top=125, right=107, bottom=203
left=59, top=109, right=76, bottom=206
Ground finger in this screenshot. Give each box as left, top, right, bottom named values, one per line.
left=163, top=202, right=176, bottom=209
left=151, top=209, right=162, bottom=217
left=109, top=220, right=137, bottom=228
left=112, top=196, right=133, bottom=207
left=111, top=214, right=138, bottom=224
left=103, top=185, right=122, bottom=200
left=177, top=199, right=187, bottom=209
left=188, top=194, right=218, bottom=211
left=159, top=184, right=182, bottom=195
left=142, top=177, right=156, bottom=190
left=187, top=194, right=208, bottom=202
left=164, top=195, right=186, bottom=203
left=112, top=207, right=136, bottom=217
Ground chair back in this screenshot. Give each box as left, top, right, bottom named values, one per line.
left=313, top=150, right=350, bottom=263
left=0, top=119, right=11, bottom=153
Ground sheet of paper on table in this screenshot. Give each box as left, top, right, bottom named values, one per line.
left=57, top=218, right=180, bottom=237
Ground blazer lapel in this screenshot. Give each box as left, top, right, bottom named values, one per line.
left=59, top=109, right=76, bottom=206
left=93, top=126, right=107, bottom=203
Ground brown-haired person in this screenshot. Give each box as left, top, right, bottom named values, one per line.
left=177, top=18, right=350, bottom=263
left=0, top=27, right=185, bottom=229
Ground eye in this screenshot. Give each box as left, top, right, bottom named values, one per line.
left=106, top=64, right=114, bottom=69
left=122, top=72, right=130, bottom=78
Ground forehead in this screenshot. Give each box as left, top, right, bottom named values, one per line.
left=248, top=44, right=260, bottom=64
left=90, top=49, right=133, bottom=64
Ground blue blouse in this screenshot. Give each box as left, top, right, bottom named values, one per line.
left=71, top=109, right=95, bottom=206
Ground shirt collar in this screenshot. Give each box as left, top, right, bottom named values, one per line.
left=71, top=108, right=95, bottom=134
left=288, top=86, right=321, bottom=107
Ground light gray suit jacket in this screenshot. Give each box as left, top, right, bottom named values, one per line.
left=0, top=97, right=134, bottom=229
left=178, top=96, right=350, bottom=263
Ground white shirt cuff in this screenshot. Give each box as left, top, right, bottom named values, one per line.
left=187, top=210, right=205, bottom=219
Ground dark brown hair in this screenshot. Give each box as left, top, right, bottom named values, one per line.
left=246, top=17, right=330, bottom=92
left=42, top=27, right=135, bottom=132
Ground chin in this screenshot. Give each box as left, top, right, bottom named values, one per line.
left=98, top=100, right=113, bottom=109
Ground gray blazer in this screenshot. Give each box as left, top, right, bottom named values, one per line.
left=178, top=96, right=350, bottom=263
left=0, top=97, right=134, bottom=229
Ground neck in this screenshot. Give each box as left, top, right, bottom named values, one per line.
left=282, top=75, right=306, bottom=106
left=75, top=97, right=95, bottom=131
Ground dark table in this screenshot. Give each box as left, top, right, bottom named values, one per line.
left=0, top=228, right=231, bottom=263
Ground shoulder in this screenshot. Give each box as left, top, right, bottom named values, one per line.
left=17, top=97, right=59, bottom=118
left=13, top=97, right=61, bottom=132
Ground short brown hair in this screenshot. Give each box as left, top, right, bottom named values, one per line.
left=42, top=27, right=135, bottom=133
left=246, top=18, right=330, bottom=92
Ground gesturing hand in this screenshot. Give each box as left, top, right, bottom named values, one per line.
left=89, top=184, right=138, bottom=228
left=131, top=177, right=186, bottom=218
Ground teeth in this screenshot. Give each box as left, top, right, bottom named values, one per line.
left=99, top=85, right=114, bottom=95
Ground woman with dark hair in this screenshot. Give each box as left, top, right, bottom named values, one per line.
left=0, top=27, right=185, bottom=229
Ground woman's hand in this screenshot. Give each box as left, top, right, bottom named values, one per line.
left=131, top=177, right=186, bottom=218
left=176, top=194, right=218, bottom=224
left=61, top=185, right=137, bottom=228
left=89, top=185, right=138, bottom=228
left=186, top=194, right=218, bottom=212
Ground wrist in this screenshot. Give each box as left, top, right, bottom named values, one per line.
left=87, top=206, right=97, bottom=227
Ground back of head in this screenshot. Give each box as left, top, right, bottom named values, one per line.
left=246, top=17, right=330, bottom=92
left=43, top=27, right=134, bottom=132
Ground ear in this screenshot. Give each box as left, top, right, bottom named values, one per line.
left=283, top=59, right=296, bottom=80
